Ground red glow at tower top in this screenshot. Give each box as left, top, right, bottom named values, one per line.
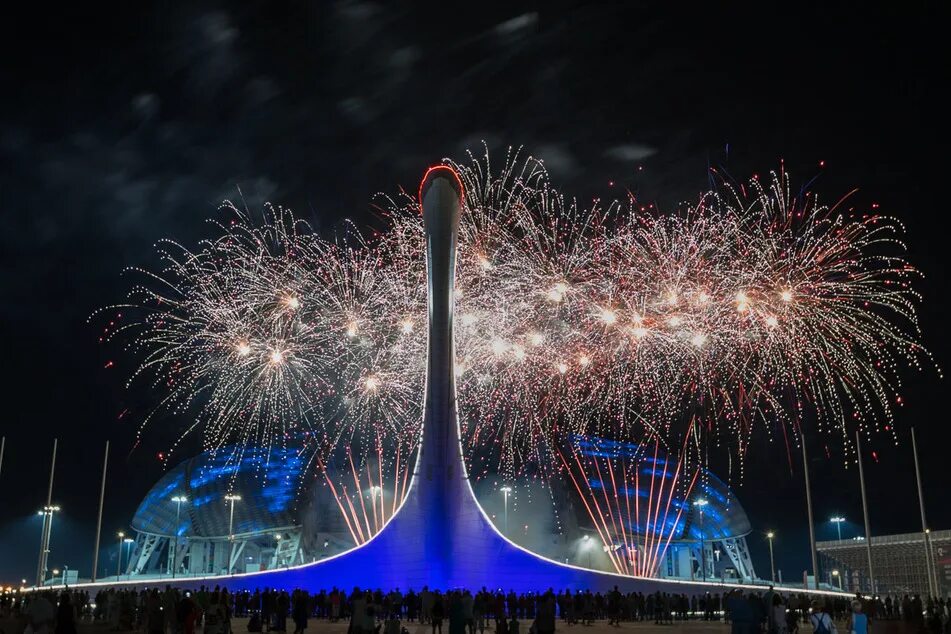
left=418, top=164, right=464, bottom=212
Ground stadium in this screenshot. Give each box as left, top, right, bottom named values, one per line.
left=120, top=437, right=758, bottom=585
left=818, top=530, right=950, bottom=596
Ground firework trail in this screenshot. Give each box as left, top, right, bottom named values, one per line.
left=95, top=148, right=933, bottom=549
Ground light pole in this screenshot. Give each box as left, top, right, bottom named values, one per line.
left=766, top=531, right=776, bottom=583
left=694, top=498, right=709, bottom=582
left=225, top=494, right=242, bottom=574
left=912, top=428, right=939, bottom=598
left=36, top=511, right=46, bottom=584
left=582, top=534, right=592, bottom=568
left=831, top=569, right=843, bottom=591
left=273, top=533, right=283, bottom=569
left=500, top=486, right=512, bottom=534
left=830, top=516, right=846, bottom=541
left=37, top=505, right=61, bottom=585
left=170, top=495, right=187, bottom=578
left=35, top=439, right=58, bottom=588
left=123, top=538, right=134, bottom=579
left=116, top=531, right=125, bottom=581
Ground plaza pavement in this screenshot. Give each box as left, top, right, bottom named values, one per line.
left=0, top=617, right=919, bottom=634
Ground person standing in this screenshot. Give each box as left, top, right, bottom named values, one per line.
left=145, top=590, right=164, bottom=634
left=203, top=593, right=227, bottom=634
left=607, top=587, right=620, bottom=627
left=421, top=587, right=433, bottom=625
left=462, top=590, right=475, bottom=634
left=847, top=600, right=869, bottom=634
left=767, top=594, right=787, bottom=634
left=330, top=588, right=341, bottom=623
left=431, top=591, right=445, bottom=634
left=449, top=591, right=466, bottom=634
left=54, top=593, right=77, bottom=634
left=26, top=593, right=56, bottom=634
left=534, top=592, right=556, bottom=634
left=809, top=601, right=837, bottom=634
left=292, top=590, right=308, bottom=634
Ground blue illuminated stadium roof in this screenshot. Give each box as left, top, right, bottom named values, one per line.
left=131, top=446, right=305, bottom=538
left=573, top=436, right=752, bottom=542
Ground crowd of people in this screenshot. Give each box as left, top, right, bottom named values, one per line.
left=1, top=585, right=949, bottom=634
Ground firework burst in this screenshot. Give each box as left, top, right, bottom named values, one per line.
left=96, top=148, right=933, bottom=548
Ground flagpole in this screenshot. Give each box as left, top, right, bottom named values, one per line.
left=802, top=441, right=819, bottom=589
left=855, top=431, right=876, bottom=595
left=92, top=441, right=109, bottom=582
left=911, top=428, right=937, bottom=598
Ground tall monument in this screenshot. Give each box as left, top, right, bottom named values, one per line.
left=79, top=167, right=836, bottom=595
left=196, top=167, right=716, bottom=590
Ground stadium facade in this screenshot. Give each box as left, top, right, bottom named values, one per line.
left=123, top=438, right=757, bottom=584
left=818, top=530, right=950, bottom=596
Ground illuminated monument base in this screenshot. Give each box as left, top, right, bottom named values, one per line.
left=80, top=168, right=840, bottom=595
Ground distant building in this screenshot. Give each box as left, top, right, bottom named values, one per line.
left=818, top=530, right=949, bottom=596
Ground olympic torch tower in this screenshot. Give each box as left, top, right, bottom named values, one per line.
left=86, top=167, right=832, bottom=595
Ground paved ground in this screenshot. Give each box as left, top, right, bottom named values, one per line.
left=0, top=617, right=919, bottom=634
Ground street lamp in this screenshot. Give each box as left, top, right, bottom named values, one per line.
left=170, top=495, right=188, bottom=578
left=123, top=538, right=134, bottom=579
left=500, top=486, right=512, bottom=534
left=273, top=533, right=283, bottom=568
left=766, top=531, right=776, bottom=583
left=116, top=531, right=125, bottom=581
left=36, top=505, right=61, bottom=585
left=831, top=569, right=843, bottom=591
left=830, top=516, right=846, bottom=541
left=694, top=498, right=709, bottom=582
left=225, top=494, right=242, bottom=574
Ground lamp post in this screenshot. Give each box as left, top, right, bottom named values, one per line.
left=500, top=486, right=512, bottom=534
left=37, top=505, right=61, bottom=585
left=170, top=496, right=187, bottom=578
left=912, top=428, right=939, bottom=598
left=225, top=494, right=242, bottom=574
left=36, top=511, right=46, bottom=584
left=830, top=516, right=846, bottom=541
left=35, top=439, right=57, bottom=588
left=831, top=569, right=843, bottom=591
left=766, top=531, right=776, bottom=583
left=694, top=498, right=709, bottom=582
left=123, top=538, right=134, bottom=579
left=802, top=442, right=820, bottom=590
left=116, top=531, right=125, bottom=581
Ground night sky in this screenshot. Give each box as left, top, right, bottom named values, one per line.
left=0, top=2, right=947, bottom=584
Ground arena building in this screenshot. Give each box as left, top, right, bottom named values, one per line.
left=124, top=446, right=355, bottom=579
left=818, top=529, right=950, bottom=596
left=123, top=437, right=759, bottom=584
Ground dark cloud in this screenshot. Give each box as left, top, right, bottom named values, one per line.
left=605, top=143, right=656, bottom=162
